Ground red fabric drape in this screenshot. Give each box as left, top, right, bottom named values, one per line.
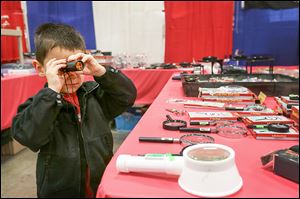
left=164, top=1, right=234, bottom=63
left=1, top=1, right=28, bottom=63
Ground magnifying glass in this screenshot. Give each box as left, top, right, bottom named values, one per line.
left=139, top=133, right=215, bottom=146
left=163, top=115, right=187, bottom=130
left=214, top=121, right=248, bottom=138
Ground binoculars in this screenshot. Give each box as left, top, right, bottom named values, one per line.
left=60, top=60, right=85, bottom=72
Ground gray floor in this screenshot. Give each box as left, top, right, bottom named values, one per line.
left=1, top=130, right=129, bottom=198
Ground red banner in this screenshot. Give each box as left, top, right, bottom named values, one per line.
left=1, top=1, right=28, bottom=63
left=164, top=1, right=234, bottom=63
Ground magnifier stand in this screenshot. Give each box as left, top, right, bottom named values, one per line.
left=117, top=154, right=183, bottom=175
left=116, top=144, right=243, bottom=197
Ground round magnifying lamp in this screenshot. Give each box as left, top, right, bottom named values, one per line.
left=178, top=144, right=243, bottom=197
left=116, top=143, right=243, bottom=197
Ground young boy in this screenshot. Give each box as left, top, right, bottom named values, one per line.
left=11, top=23, right=137, bottom=198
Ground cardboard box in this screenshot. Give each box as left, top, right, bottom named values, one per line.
left=1, top=139, right=25, bottom=155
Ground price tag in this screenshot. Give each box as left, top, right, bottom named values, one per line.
left=258, top=91, right=267, bottom=104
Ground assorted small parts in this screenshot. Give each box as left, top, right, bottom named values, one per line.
left=275, top=95, right=299, bottom=117
left=289, top=94, right=299, bottom=101
left=280, top=95, right=299, bottom=104
left=248, top=123, right=290, bottom=133
left=242, top=115, right=295, bottom=126
left=188, top=111, right=239, bottom=121
left=165, top=108, right=186, bottom=116
left=198, top=86, right=258, bottom=104
left=199, top=85, right=250, bottom=95
left=246, top=120, right=299, bottom=140
left=290, top=106, right=299, bottom=125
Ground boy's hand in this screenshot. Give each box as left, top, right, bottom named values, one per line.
left=45, top=58, right=67, bottom=93
left=67, top=53, right=106, bottom=77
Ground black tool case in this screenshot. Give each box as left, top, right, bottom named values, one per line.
left=181, top=73, right=299, bottom=97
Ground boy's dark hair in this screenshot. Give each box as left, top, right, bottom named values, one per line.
left=34, top=23, right=86, bottom=64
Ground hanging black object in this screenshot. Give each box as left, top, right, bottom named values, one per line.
left=202, top=56, right=218, bottom=62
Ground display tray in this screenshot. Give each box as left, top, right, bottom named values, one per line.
left=181, top=73, right=299, bottom=97
left=249, top=126, right=299, bottom=140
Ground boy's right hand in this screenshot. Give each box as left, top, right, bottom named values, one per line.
left=45, top=58, right=67, bottom=93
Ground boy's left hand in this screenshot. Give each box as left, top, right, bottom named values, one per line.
left=67, top=53, right=106, bottom=77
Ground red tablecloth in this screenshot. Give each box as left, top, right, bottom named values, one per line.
left=1, top=69, right=184, bottom=131
left=121, top=68, right=187, bottom=104
left=1, top=74, right=100, bottom=131
left=1, top=74, right=47, bottom=130
left=96, top=77, right=299, bottom=198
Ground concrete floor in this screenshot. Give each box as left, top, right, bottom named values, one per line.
left=1, top=130, right=129, bottom=198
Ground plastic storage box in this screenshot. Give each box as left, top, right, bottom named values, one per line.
left=115, top=111, right=142, bottom=132
left=181, top=73, right=299, bottom=97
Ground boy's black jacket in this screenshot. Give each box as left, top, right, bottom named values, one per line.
left=11, top=67, right=137, bottom=197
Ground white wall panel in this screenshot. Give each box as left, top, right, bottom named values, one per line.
left=92, top=1, right=165, bottom=63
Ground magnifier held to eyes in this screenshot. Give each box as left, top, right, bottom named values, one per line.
left=60, top=60, right=85, bottom=72
left=116, top=143, right=243, bottom=197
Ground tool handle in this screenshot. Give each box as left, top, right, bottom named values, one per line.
left=225, top=106, right=244, bottom=111
left=166, top=115, right=173, bottom=121
left=139, top=137, right=174, bottom=143
left=116, top=154, right=183, bottom=175
left=190, top=121, right=210, bottom=126
left=247, top=125, right=268, bottom=129
left=179, top=127, right=211, bottom=133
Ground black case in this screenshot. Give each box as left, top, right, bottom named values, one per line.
left=273, top=151, right=299, bottom=183
left=181, top=73, right=299, bottom=97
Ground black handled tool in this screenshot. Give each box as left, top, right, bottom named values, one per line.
left=189, top=120, right=216, bottom=126
left=139, top=137, right=180, bottom=143
left=225, top=106, right=245, bottom=111
left=247, top=123, right=290, bottom=133
left=179, top=127, right=213, bottom=133
left=139, top=134, right=215, bottom=145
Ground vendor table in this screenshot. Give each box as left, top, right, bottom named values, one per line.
left=96, top=75, right=299, bottom=198
left=120, top=68, right=185, bottom=104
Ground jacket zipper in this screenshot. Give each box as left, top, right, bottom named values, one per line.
left=76, top=127, right=82, bottom=196
left=79, top=93, right=90, bottom=196
left=77, top=84, right=99, bottom=195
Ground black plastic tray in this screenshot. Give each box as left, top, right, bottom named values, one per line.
left=181, top=73, right=299, bottom=97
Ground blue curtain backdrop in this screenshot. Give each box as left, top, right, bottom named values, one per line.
left=26, top=1, right=96, bottom=52
left=233, top=1, right=299, bottom=66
